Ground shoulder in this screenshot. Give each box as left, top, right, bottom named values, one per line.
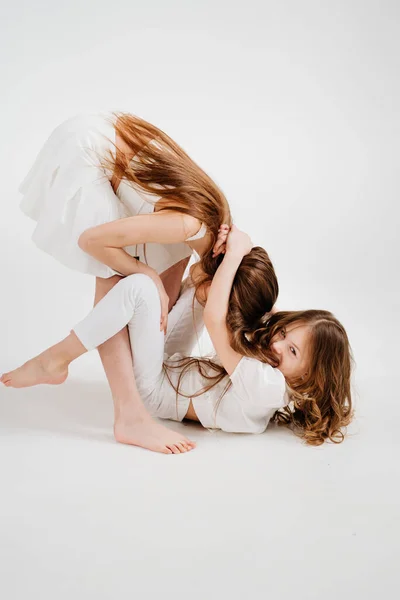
left=181, top=214, right=203, bottom=239
left=230, top=357, right=287, bottom=408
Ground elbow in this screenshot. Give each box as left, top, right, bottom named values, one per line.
left=78, top=228, right=99, bottom=253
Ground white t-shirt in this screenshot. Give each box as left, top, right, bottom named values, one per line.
left=162, top=284, right=289, bottom=434
left=191, top=357, right=289, bottom=433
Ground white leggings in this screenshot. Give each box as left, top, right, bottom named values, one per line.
left=73, top=274, right=205, bottom=421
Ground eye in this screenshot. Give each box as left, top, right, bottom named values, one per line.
left=280, top=329, right=286, bottom=338
left=290, top=346, right=296, bottom=356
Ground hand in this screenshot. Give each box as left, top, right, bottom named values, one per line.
left=225, top=224, right=253, bottom=258
left=213, top=224, right=230, bottom=257
left=142, top=266, right=170, bottom=333
left=154, top=279, right=170, bottom=334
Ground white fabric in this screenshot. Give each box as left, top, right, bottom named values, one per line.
left=74, top=273, right=205, bottom=421
left=19, top=113, right=206, bottom=278
left=73, top=274, right=288, bottom=433
left=185, top=222, right=207, bottom=241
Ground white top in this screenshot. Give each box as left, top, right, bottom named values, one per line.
left=162, top=284, right=289, bottom=434
left=163, top=351, right=289, bottom=434
left=19, top=113, right=207, bottom=278
left=194, top=357, right=288, bottom=433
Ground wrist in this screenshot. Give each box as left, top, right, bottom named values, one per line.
left=137, top=262, right=157, bottom=279
left=223, top=250, right=244, bottom=264
left=135, top=262, right=155, bottom=282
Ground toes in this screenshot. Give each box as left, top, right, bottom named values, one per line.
left=167, top=445, right=181, bottom=455
left=175, top=442, right=188, bottom=453
left=182, top=434, right=193, bottom=443
left=183, top=437, right=196, bottom=448
left=179, top=440, right=196, bottom=451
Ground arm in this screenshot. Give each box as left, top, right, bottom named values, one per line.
left=160, top=257, right=190, bottom=311
left=78, top=211, right=201, bottom=277
left=79, top=210, right=202, bottom=333
left=203, top=225, right=253, bottom=376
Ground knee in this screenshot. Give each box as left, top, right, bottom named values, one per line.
left=122, top=273, right=159, bottom=302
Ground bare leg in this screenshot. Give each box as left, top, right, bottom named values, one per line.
left=92, top=276, right=196, bottom=454
left=1, top=274, right=196, bottom=454
left=1, top=332, right=86, bottom=388
left=93, top=276, right=139, bottom=424
left=160, top=257, right=190, bottom=311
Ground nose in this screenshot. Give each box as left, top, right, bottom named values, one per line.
left=271, top=341, right=282, bottom=355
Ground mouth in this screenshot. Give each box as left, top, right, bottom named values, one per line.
left=269, top=350, right=280, bottom=367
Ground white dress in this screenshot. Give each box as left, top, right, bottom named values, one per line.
left=19, top=113, right=203, bottom=278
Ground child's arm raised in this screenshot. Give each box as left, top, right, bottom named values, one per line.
left=203, top=225, right=253, bottom=375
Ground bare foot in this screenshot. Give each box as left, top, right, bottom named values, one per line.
left=0, top=351, right=68, bottom=388
left=114, top=417, right=196, bottom=455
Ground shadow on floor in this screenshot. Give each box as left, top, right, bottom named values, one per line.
left=0, top=378, right=204, bottom=445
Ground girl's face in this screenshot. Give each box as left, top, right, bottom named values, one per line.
left=271, top=323, right=310, bottom=381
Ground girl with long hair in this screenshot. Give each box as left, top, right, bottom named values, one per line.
left=2, top=226, right=352, bottom=450
left=14, top=111, right=238, bottom=452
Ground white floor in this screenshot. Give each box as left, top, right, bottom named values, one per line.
left=1, top=368, right=399, bottom=600
left=1, top=248, right=399, bottom=599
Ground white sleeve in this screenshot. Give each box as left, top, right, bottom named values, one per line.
left=227, top=357, right=287, bottom=431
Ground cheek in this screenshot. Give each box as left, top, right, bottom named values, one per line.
left=278, top=355, right=287, bottom=371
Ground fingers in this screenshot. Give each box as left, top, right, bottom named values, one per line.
left=160, top=293, right=169, bottom=332
left=212, top=242, right=226, bottom=257
left=160, top=314, right=168, bottom=333
left=160, top=305, right=168, bottom=332
left=213, top=224, right=230, bottom=257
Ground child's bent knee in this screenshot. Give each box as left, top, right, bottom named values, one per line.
left=121, top=274, right=159, bottom=308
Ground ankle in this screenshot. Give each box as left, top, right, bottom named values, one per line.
left=41, top=347, right=70, bottom=368
left=50, top=332, right=86, bottom=365
left=114, top=405, right=151, bottom=427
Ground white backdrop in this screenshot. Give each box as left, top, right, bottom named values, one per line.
left=1, top=0, right=398, bottom=383
left=1, top=2, right=399, bottom=599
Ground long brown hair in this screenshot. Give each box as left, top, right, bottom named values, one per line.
left=167, top=309, right=353, bottom=446
left=163, top=246, right=280, bottom=408
left=102, top=112, right=232, bottom=296
left=247, top=310, right=353, bottom=445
